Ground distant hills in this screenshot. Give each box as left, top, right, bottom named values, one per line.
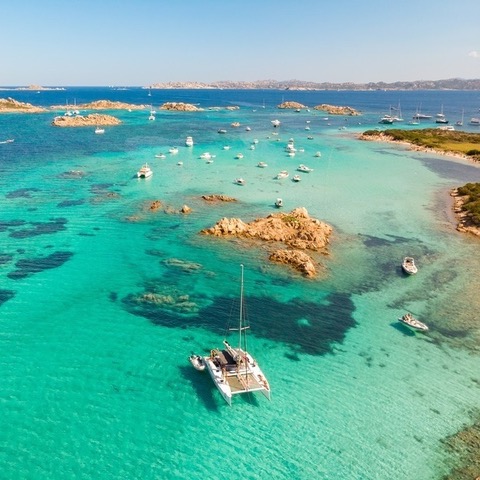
left=148, top=78, right=480, bottom=91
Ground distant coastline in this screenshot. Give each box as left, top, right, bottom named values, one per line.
left=2, top=78, right=480, bottom=91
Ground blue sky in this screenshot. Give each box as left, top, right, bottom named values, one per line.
left=2, top=0, right=480, bottom=86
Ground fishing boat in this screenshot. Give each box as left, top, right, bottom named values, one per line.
left=401, top=256, right=418, bottom=275
left=204, top=265, right=271, bottom=406
left=137, top=163, right=153, bottom=178
left=189, top=354, right=206, bottom=371
left=398, top=313, right=429, bottom=332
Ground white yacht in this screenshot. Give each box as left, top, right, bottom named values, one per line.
left=137, top=163, right=153, bottom=178
left=185, top=136, right=194, bottom=147
left=204, top=265, right=271, bottom=406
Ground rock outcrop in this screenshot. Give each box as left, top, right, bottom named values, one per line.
left=51, top=113, right=122, bottom=127
left=201, top=194, right=237, bottom=203
left=313, top=104, right=361, bottom=116
left=278, top=101, right=307, bottom=109
left=0, top=97, right=47, bottom=113
left=159, top=102, right=201, bottom=112
left=201, top=207, right=333, bottom=277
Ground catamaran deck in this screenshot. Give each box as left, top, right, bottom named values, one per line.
left=224, top=371, right=266, bottom=395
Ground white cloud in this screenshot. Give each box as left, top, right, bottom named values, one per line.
left=468, top=50, right=480, bottom=58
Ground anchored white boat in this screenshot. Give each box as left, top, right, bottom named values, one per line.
left=185, top=136, right=194, bottom=147
left=398, top=313, right=429, bottom=332
left=402, top=256, right=418, bottom=275
left=95, top=127, right=105, bottom=134
left=235, top=178, right=245, bottom=185
left=257, top=161, right=268, bottom=168
left=204, top=265, right=271, bottom=406
left=137, top=163, right=153, bottom=178
left=276, top=170, right=289, bottom=179
left=275, top=198, right=283, bottom=208
left=292, top=174, right=301, bottom=182
left=189, top=354, right=206, bottom=371
left=271, top=119, right=281, bottom=128
left=297, top=164, right=313, bottom=173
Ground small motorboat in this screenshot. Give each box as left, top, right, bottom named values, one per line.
left=276, top=170, right=289, bottom=179
left=169, top=147, right=179, bottom=154
left=155, top=153, right=166, bottom=159
left=297, top=164, right=313, bottom=173
left=95, top=127, right=105, bottom=134
left=402, top=257, right=418, bottom=275
left=218, top=129, right=227, bottom=134
left=257, top=161, right=268, bottom=168
left=223, top=145, right=231, bottom=150
left=275, top=198, right=283, bottom=208
left=292, top=174, right=301, bottom=182
left=185, top=136, right=194, bottom=147
left=235, top=178, right=245, bottom=185
left=235, top=153, right=244, bottom=159
left=200, top=152, right=212, bottom=160
left=189, top=354, right=206, bottom=371
left=314, top=151, right=322, bottom=157
left=137, top=163, right=153, bottom=178
left=398, top=313, right=429, bottom=332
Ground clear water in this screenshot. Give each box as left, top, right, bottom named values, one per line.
left=1, top=88, right=480, bottom=479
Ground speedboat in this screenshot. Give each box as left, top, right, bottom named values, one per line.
left=402, top=256, right=418, bottom=275
left=275, top=198, right=283, bottom=208
left=292, top=174, right=301, bottom=182
left=189, top=354, right=206, bottom=371
left=200, top=152, right=212, bottom=160
left=257, top=161, right=268, bottom=168
left=271, top=119, right=281, bottom=128
left=276, top=170, right=289, bottom=179
left=155, top=153, right=166, bottom=159
left=235, top=153, right=244, bottom=159
left=218, top=129, right=227, bottom=134
left=297, top=164, right=313, bottom=173
left=223, top=145, right=231, bottom=150
left=95, top=127, right=105, bottom=134
left=185, top=136, right=194, bottom=147
left=137, top=163, right=153, bottom=178
left=398, top=313, right=429, bottom=332
left=314, top=151, right=322, bottom=157
left=169, top=146, right=179, bottom=154
left=235, top=178, right=245, bottom=185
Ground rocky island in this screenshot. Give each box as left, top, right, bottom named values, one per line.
left=313, top=104, right=361, bottom=115
left=0, top=97, right=47, bottom=113
left=201, top=207, right=333, bottom=277
left=51, top=113, right=122, bottom=127
left=159, top=102, right=202, bottom=112
left=278, top=101, right=308, bottom=109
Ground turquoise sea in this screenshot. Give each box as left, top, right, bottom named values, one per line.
left=1, top=88, right=480, bottom=479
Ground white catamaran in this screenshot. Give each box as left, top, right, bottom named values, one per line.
left=204, top=265, right=271, bottom=406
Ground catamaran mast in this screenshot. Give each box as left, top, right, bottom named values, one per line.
left=239, top=264, right=244, bottom=350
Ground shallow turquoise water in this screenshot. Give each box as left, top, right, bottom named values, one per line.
left=1, top=89, right=480, bottom=479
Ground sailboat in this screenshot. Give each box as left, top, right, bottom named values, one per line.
left=435, top=105, right=448, bottom=124
left=204, top=265, right=271, bottom=406
left=456, top=109, right=464, bottom=127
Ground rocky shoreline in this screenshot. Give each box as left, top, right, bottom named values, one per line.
left=0, top=97, right=47, bottom=113
left=201, top=207, right=333, bottom=277
left=450, top=188, right=480, bottom=237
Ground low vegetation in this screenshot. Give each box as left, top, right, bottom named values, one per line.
left=362, top=129, right=480, bottom=161
left=457, top=182, right=480, bottom=226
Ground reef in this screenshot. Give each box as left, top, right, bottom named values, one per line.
left=201, top=194, right=237, bottom=203
left=201, top=207, right=333, bottom=277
